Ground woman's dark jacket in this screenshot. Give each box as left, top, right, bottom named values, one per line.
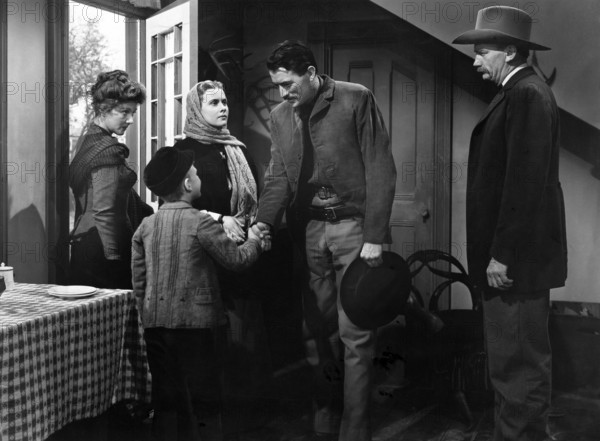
left=69, top=123, right=151, bottom=261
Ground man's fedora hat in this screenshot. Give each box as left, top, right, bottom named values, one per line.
left=453, top=6, right=550, bottom=51
left=340, top=251, right=412, bottom=329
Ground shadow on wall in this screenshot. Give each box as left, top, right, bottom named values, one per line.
left=7, top=204, right=47, bottom=284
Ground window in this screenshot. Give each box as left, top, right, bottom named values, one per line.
left=149, top=24, right=183, bottom=162
left=68, top=2, right=128, bottom=229
left=145, top=0, right=198, bottom=206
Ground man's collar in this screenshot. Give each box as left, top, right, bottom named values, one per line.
left=502, top=64, right=528, bottom=87
left=297, top=76, right=324, bottom=116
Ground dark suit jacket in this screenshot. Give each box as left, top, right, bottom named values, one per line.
left=466, top=67, right=567, bottom=293
left=256, top=75, right=397, bottom=244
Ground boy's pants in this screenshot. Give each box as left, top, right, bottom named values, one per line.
left=144, top=327, right=226, bottom=441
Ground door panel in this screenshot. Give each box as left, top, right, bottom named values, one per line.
left=332, top=45, right=435, bottom=268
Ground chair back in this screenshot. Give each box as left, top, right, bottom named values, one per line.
left=406, top=249, right=492, bottom=413
left=406, top=249, right=480, bottom=312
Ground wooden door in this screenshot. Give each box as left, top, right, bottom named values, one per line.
left=331, top=42, right=441, bottom=300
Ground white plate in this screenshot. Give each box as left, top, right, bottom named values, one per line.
left=48, top=285, right=97, bottom=299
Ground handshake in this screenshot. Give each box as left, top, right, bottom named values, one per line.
left=248, top=221, right=272, bottom=251
left=220, top=216, right=271, bottom=251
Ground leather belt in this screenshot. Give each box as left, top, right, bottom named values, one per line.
left=306, top=204, right=359, bottom=222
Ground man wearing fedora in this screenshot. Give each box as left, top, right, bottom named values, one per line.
left=453, top=6, right=567, bottom=441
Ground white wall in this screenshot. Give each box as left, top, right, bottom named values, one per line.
left=6, top=0, right=49, bottom=282
left=552, top=149, right=600, bottom=302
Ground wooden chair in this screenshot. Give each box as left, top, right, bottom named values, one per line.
left=405, top=249, right=492, bottom=427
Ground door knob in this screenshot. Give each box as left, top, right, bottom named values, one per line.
left=421, top=208, right=430, bottom=221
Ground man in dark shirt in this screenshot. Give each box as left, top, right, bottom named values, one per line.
left=252, top=40, right=396, bottom=441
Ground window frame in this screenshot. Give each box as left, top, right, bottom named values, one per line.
left=0, top=0, right=7, bottom=265
left=46, top=0, right=70, bottom=283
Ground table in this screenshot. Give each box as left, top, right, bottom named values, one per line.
left=0, top=284, right=151, bottom=441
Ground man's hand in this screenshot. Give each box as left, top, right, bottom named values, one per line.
left=486, top=257, right=513, bottom=290
left=360, top=242, right=383, bottom=267
left=247, top=226, right=261, bottom=245
left=250, top=221, right=272, bottom=251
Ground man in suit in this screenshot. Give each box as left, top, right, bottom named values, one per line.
left=251, top=40, right=396, bottom=441
left=453, top=6, right=567, bottom=441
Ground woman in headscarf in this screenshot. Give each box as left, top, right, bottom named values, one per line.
left=176, top=80, right=257, bottom=239
left=69, top=70, right=151, bottom=289
left=174, top=80, right=270, bottom=435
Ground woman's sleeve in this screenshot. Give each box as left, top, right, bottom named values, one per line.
left=91, top=165, right=124, bottom=260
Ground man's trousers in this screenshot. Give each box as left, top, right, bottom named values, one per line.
left=482, top=289, right=552, bottom=441
left=304, top=217, right=376, bottom=441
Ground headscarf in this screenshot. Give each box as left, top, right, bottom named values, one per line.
left=183, top=83, right=258, bottom=222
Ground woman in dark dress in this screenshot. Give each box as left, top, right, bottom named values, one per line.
left=174, top=80, right=270, bottom=432
left=69, top=70, right=150, bottom=289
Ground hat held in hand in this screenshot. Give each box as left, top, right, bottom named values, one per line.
left=341, top=251, right=412, bottom=329
left=453, top=6, right=550, bottom=51
left=144, top=147, right=194, bottom=197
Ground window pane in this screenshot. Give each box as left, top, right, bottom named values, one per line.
left=151, top=64, right=157, bottom=100
left=151, top=35, right=158, bottom=62
left=174, top=56, right=182, bottom=96
left=164, top=59, right=175, bottom=144
left=174, top=24, right=182, bottom=53
left=164, top=30, right=174, bottom=58
left=151, top=139, right=158, bottom=202
left=157, top=34, right=165, bottom=59
left=174, top=97, right=182, bottom=137
left=151, top=102, right=157, bottom=137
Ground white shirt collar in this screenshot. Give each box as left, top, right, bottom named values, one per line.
left=502, top=64, right=528, bottom=87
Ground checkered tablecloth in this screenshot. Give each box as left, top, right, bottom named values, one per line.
left=0, top=283, right=152, bottom=441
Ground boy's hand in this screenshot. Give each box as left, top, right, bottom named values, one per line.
left=248, top=226, right=260, bottom=242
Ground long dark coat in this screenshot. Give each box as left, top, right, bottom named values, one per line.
left=466, top=67, right=567, bottom=293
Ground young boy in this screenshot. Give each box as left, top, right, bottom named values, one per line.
left=132, top=147, right=264, bottom=441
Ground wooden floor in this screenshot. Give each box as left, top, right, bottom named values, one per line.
left=48, top=364, right=600, bottom=441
